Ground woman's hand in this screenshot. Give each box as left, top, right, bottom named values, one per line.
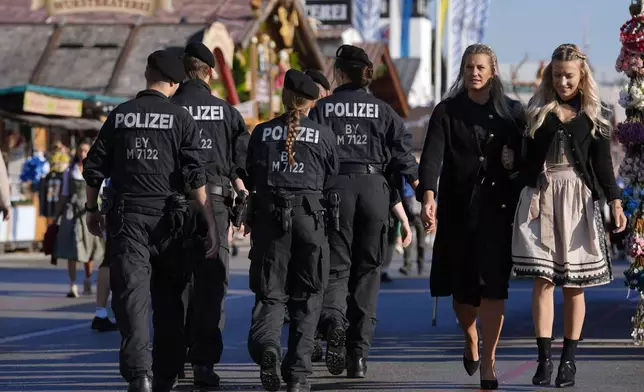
left=611, top=200, right=627, bottom=233
left=421, top=191, right=436, bottom=233
left=501, top=145, right=514, bottom=170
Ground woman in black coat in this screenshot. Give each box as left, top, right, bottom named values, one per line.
left=417, top=44, right=525, bottom=390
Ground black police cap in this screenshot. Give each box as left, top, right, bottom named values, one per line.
left=184, top=42, right=215, bottom=68
left=336, top=44, right=373, bottom=68
left=304, top=69, right=330, bottom=91
left=147, top=50, right=186, bottom=83
left=284, top=69, right=319, bottom=100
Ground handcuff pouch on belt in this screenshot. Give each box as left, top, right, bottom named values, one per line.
left=232, top=191, right=249, bottom=228
left=272, top=190, right=294, bottom=232
left=101, top=186, right=114, bottom=214
left=165, top=193, right=189, bottom=240
left=326, top=192, right=341, bottom=231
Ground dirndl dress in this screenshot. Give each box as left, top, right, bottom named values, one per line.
left=511, top=129, right=612, bottom=287
left=54, top=173, right=105, bottom=263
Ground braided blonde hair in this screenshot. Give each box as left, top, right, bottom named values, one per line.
left=282, top=89, right=313, bottom=166
left=527, top=43, right=612, bottom=138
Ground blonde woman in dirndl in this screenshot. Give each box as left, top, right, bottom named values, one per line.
left=511, top=44, right=627, bottom=388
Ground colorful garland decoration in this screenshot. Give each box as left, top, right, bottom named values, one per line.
left=617, top=1, right=644, bottom=346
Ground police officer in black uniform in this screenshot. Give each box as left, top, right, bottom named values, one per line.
left=82, top=49, right=219, bottom=392
left=304, top=69, right=331, bottom=99
left=308, top=45, right=418, bottom=378
left=170, top=42, right=250, bottom=388
left=245, top=69, right=339, bottom=392
left=302, top=68, right=331, bottom=362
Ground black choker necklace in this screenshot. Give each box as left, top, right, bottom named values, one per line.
left=557, top=93, right=582, bottom=111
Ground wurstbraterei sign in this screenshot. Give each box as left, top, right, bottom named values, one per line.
left=30, top=0, right=174, bottom=16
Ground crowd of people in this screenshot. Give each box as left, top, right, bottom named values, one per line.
left=0, top=35, right=621, bottom=392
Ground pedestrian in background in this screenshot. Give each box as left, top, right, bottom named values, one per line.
left=400, top=174, right=426, bottom=276
left=0, top=152, right=10, bottom=221
left=54, top=138, right=105, bottom=298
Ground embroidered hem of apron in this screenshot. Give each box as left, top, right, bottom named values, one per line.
left=510, top=166, right=612, bottom=288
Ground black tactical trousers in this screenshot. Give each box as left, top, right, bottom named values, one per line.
left=319, top=174, right=390, bottom=359
left=108, top=202, right=204, bottom=382
left=247, top=203, right=329, bottom=382
left=187, top=194, right=231, bottom=366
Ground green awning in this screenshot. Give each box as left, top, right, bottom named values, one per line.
left=0, top=84, right=126, bottom=105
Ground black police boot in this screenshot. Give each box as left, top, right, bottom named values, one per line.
left=555, top=338, right=578, bottom=388
left=325, top=324, right=346, bottom=375
left=346, top=357, right=367, bottom=378
left=311, top=331, right=323, bottom=362
left=532, top=337, right=553, bottom=386
left=127, top=376, right=152, bottom=392
left=151, top=375, right=175, bottom=392
left=287, top=379, right=311, bottom=392
left=193, top=364, right=221, bottom=389
left=259, top=345, right=281, bottom=391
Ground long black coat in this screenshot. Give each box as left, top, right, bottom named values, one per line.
left=417, top=92, right=525, bottom=303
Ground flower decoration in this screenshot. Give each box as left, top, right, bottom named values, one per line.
left=621, top=14, right=644, bottom=53
left=619, top=79, right=644, bottom=109
left=616, top=119, right=644, bottom=145
left=616, top=47, right=644, bottom=77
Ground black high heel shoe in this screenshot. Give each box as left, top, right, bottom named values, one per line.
left=462, top=343, right=480, bottom=376
left=463, top=352, right=480, bottom=376
left=555, top=360, right=576, bottom=388
left=480, top=379, right=499, bottom=390
left=480, top=363, right=498, bottom=390
left=532, top=358, right=553, bottom=386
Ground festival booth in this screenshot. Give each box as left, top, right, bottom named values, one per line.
left=212, top=0, right=328, bottom=130
left=0, top=84, right=123, bottom=252
left=78, top=1, right=328, bottom=131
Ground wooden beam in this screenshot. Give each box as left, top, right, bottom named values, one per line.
left=382, top=46, right=410, bottom=118
left=30, top=24, right=63, bottom=85
left=105, top=25, right=140, bottom=96
left=291, top=0, right=325, bottom=70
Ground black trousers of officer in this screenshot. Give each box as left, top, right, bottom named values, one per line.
left=185, top=192, right=231, bottom=366
left=319, top=173, right=390, bottom=359
left=108, top=201, right=204, bottom=382
left=247, top=195, right=329, bottom=382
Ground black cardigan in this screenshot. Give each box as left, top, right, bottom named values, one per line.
left=520, top=111, right=620, bottom=202
left=416, top=92, right=525, bottom=201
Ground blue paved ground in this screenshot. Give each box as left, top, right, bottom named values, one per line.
left=0, top=252, right=642, bottom=391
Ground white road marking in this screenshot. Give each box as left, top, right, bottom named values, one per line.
left=0, top=294, right=252, bottom=344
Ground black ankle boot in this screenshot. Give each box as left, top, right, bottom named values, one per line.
left=312, top=331, right=323, bottom=362
left=260, top=345, right=281, bottom=391
left=193, top=365, right=220, bottom=388
left=325, top=324, right=346, bottom=375
left=532, top=337, right=553, bottom=386
left=555, top=338, right=578, bottom=388
left=128, top=376, right=152, bottom=392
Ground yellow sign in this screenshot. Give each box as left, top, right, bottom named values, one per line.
left=23, top=91, right=83, bottom=118
left=31, top=0, right=173, bottom=17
